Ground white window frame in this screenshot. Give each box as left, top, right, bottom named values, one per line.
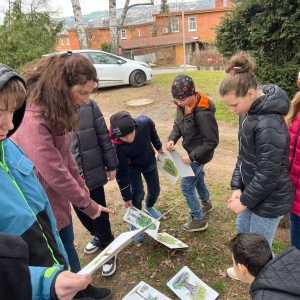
left=171, top=18, right=179, bottom=33
left=137, top=29, right=141, bottom=36
left=188, top=17, right=197, bottom=32
left=162, top=27, right=169, bottom=34
left=60, top=38, right=64, bottom=45
left=66, top=37, right=70, bottom=45
left=121, top=29, right=127, bottom=39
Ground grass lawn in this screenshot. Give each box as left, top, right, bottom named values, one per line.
left=73, top=70, right=290, bottom=300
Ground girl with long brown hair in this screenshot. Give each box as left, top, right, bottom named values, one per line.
left=12, top=53, right=113, bottom=300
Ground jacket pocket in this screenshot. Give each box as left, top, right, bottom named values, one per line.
left=16, top=155, right=34, bottom=176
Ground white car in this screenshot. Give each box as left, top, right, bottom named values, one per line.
left=43, top=49, right=152, bottom=88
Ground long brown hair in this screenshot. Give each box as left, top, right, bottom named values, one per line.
left=219, top=51, right=257, bottom=97
left=21, top=53, right=98, bottom=132
left=285, top=91, right=300, bottom=128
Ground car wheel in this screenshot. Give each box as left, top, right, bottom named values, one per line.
left=129, top=70, right=145, bottom=87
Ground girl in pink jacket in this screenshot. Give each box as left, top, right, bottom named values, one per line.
left=286, top=91, right=300, bottom=250
left=12, top=53, right=113, bottom=300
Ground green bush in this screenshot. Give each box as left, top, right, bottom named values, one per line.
left=101, top=42, right=111, bottom=53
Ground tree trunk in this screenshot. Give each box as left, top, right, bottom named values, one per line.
left=71, top=0, right=87, bottom=49
left=109, top=0, right=119, bottom=55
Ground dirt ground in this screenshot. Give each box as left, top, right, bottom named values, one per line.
left=72, top=84, right=290, bottom=299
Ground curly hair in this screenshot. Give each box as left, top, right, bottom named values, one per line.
left=21, top=53, right=98, bottom=132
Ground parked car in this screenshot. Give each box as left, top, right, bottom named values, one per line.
left=42, top=49, right=152, bottom=88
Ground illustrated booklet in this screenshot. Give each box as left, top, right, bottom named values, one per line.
left=123, top=207, right=188, bottom=249
left=167, top=266, right=219, bottom=300
left=157, top=149, right=194, bottom=184
left=78, top=222, right=156, bottom=275
left=122, top=281, right=171, bottom=300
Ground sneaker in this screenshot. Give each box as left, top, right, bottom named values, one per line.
left=181, top=218, right=208, bottom=232
left=227, top=267, right=240, bottom=280
left=102, top=255, right=117, bottom=276
left=129, top=224, right=144, bottom=243
left=84, top=236, right=100, bottom=254
left=73, top=284, right=112, bottom=300
left=200, top=201, right=213, bottom=216
left=145, top=206, right=162, bottom=219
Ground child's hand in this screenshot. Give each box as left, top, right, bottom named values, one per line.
left=181, top=155, right=191, bottom=165
left=91, top=205, right=114, bottom=219
left=107, top=170, right=116, bottom=181
left=125, top=200, right=133, bottom=208
left=55, top=271, right=91, bottom=300
left=166, top=141, right=174, bottom=152
left=158, top=148, right=164, bottom=154
left=227, top=197, right=246, bottom=214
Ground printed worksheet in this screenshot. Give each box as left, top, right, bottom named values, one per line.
left=122, top=281, right=171, bottom=300
left=167, top=266, right=219, bottom=300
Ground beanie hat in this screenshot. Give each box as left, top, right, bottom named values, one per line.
left=110, top=111, right=135, bottom=137
left=171, top=74, right=195, bottom=99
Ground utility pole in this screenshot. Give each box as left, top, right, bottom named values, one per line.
left=182, top=0, right=186, bottom=71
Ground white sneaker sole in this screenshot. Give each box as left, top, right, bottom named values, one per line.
left=84, top=246, right=99, bottom=254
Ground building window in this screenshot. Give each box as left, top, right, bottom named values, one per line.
left=60, top=38, right=64, bottom=45
left=162, top=27, right=169, bottom=34
left=66, top=38, right=70, bottom=45
left=121, top=29, right=127, bottom=39
left=137, top=29, right=141, bottom=36
left=171, top=18, right=179, bottom=33
left=188, top=17, right=196, bottom=31
left=223, top=0, right=227, bottom=6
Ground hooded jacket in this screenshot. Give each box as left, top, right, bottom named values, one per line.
left=0, top=63, right=68, bottom=299
left=110, top=115, right=162, bottom=201
left=231, top=85, right=294, bottom=218
left=250, top=247, right=300, bottom=300
left=168, top=91, right=219, bottom=165
left=288, top=113, right=300, bottom=217
left=70, top=99, right=118, bottom=190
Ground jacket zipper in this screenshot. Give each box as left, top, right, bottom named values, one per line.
left=239, top=114, right=248, bottom=184
left=0, top=142, right=60, bottom=265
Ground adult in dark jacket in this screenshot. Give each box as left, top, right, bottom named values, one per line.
left=166, top=75, right=219, bottom=232
left=71, top=99, right=118, bottom=276
left=219, top=52, right=294, bottom=280
left=229, top=233, right=300, bottom=300
left=110, top=111, right=163, bottom=242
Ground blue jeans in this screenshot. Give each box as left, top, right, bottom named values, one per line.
left=128, top=167, right=160, bottom=210
left=236, top=208, right=283, bottom=248
left=181, top=162, right=210, bottom=220
left=290, top=212, right=300, bottom=250
left=59, top=217, right=81, bottom=273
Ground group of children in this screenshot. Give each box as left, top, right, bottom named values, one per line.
left=1, top=50, right=300, bottom=299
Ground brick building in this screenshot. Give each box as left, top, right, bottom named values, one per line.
left=56, top=0, right=233, bottom=65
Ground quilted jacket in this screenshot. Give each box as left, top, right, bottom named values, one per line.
left=231, top=85, right=294, bottom=218
left=250, top=247, right=300, bottom=299
left=288, top=113, right=300, bottom=217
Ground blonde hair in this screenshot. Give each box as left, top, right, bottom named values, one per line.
left=0, top=78, right=26, bottom=110
left=219, top=51, right=257, bottom=97
left=285, top=91, right=300, bottom=127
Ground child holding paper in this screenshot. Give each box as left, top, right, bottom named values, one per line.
left=166, top=74, right=219, bottom=232
left=110, top=111, right=163, bottom=242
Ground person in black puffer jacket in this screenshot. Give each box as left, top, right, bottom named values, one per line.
left=229, top=233, right=300, bottom=300
left=219, top=52, right=294, bottom=280
left=71, top=99, right=118, bottom=277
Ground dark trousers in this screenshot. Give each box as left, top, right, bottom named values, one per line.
left=73, top=186, right=114, bottom=249
left=128, top=167, right=160, bottom=210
